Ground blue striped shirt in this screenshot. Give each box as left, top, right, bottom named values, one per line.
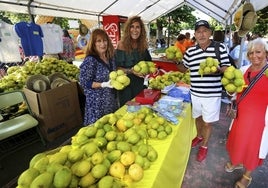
left=182, top=40, right=230, bottom=97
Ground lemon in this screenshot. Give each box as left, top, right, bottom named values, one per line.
left=71, top=160, right=91, bottom=177
left=109, top=161, right=126, bottom=179
left=91, top=151, right=104, bottom=165
left=18, top=168, right=40, bottom=187
left=68, top=148, right=84, bottom=163
left=224, top=71, right=235, bottom=80
left=105, top=131, right=117, bottom=141
left=78, top=172, right=96, bottom=187
left=128, top=164, right=144, bottom=181
left=84, top=126, right=97, bottom=137
left=98, top=176, right=114, bottom=188
left=120, top=151, right=136, bottom=166
left=91, top=164, right=108, bottom=179
left=225, top=83, right=237, bottom=93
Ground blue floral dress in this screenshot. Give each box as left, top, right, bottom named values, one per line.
left=79, top=55, right=118, bottom=125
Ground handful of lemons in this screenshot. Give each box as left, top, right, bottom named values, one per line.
left=133, top=61, right=157, bottom=75
left=221, top=66, right=247, bottom=93
left=109, top=70, right=130, bottom=90
left=198, top=57, right=219, bottom=76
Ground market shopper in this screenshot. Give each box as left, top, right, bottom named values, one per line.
left=183, top=32, right=195, bottom=49
left=77, top=24, right=91, bottom=50
left=175, top=34, right=187, bottom=54
left=225, top=38, right=268, bottom=188
left=79, top=29, right=118, bottom=125
left=177, top=20, right=230, bottom=162
left=229, top=31, right=250, bottom=67
left=58, top=29, right=76, bottom=64
left=115, top=16, right=152, bottom=107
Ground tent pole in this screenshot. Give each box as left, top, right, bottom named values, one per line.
left=228, top=15, right=233, bottom=49
left=27, top=0, right=35, bottom=23
left=167, top=15, right=171, bottom=47
left=237, top=37, right=245, bottom=68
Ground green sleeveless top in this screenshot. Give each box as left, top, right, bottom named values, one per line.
left=115, top=48, right=152, bottom=68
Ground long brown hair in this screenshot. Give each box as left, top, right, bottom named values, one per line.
left=84, top=29, right=114, bottom=59
left=120, top=16, right=148, bottom=53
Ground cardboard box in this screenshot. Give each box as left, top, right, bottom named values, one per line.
left=23, top=82, right=83, bottom=141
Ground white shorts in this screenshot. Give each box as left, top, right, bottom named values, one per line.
left=191, top=94, right=221, bottom=123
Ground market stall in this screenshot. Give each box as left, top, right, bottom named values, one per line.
left=116, top=103, right=195, bottom=187
left=15, top=80, right=195, bottom=187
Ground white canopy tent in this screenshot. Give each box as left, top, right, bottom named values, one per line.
left=0, top=0, right=267, bottom=24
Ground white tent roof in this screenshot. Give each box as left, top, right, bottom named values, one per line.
left=0, top=0, right=267, bottom=24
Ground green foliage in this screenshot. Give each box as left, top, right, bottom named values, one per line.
left=51, top=17, right=72, bottom=29
left=0, top=11, right=74, bottom=30
left=0, top=12, right=31, bottom=24
left=150, top=4, right=268, bottom=42
left=152, top=5, right=196, bottom=36
left=252, top=7, right=268, bottom=37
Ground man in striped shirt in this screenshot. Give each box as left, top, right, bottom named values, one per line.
left=177, top=20, right=231, bottom=162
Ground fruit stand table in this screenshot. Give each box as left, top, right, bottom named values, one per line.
left=115, top=103, right=195, bottom=188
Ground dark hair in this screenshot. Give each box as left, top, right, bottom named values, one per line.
left=85, top=29, right=114, bottom=59
left=79, top=24, right=89, bottom=36
left=213, top=30, right=225, bottom=42
left=62, top=29, right=71, bottom=38
left=177, top=34, right=186, bottom=41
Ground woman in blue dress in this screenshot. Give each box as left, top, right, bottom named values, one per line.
left=79, top=29, right=118, bottom=125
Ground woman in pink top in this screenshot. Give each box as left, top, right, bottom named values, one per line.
left=59, top=29, right=75, bottom=64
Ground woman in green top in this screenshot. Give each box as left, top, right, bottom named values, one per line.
left=115, top=16, right=152, bottom=107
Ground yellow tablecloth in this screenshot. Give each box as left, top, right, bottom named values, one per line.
left=116, top=103, right=196, bottom=188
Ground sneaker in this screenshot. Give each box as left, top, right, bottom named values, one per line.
left=191, top=136, right=203, bottom=148
left=197, top=146, right=208, bottom=162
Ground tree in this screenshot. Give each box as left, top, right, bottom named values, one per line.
left=150, top=5, right=196, bottom=46
left=0, top=12, right=30, bottom=24
left=0, top=11, right=71, bottom=29
left=252, top=6, right=268, bottom=37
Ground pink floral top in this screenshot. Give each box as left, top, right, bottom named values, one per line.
left=59, top=37, right=75, bottom=63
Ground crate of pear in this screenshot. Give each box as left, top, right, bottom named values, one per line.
left=221, top=66, right=246, bottom=93
left=133, top=61, right=157, bottom=75
left=198, top=57, right=219, bottom=76
left=109, top=70, right=130, bottom=90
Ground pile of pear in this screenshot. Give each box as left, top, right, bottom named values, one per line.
left=133, top=61, right=157, bottom=75
left=17, top=106, right=174, bottom=188
left=0, top=58, right=79, bottom=93
left=109, top=70, right=130, bottom=90
left=221, top=66, right=247, bottom=93
left=148, top=71, right=190, bottom=90
left=198, top=57, right=219, bottom=76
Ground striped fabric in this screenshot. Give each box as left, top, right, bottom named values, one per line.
left=182, top=41, right=231, bottom=97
